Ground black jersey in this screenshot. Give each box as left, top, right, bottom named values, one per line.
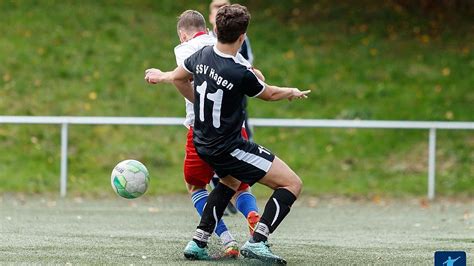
left=183, top=45, right=265, bottom=156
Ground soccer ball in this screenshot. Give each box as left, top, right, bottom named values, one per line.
left=111, top=159, right=150, bottom=199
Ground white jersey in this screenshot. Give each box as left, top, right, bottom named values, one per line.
left=174, top=33, right=251, bottom=128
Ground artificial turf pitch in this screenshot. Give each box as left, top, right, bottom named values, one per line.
left=1, top=195, right=472, bottom=264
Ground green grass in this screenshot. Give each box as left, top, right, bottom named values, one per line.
left=1, top=196, right=473, bottom=264
left=0, top=0, right=472, bottom=197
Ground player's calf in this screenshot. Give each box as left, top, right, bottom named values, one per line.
left=192, top=182, right=236, bottom=248
left=249, top=156, right=302, bottom=243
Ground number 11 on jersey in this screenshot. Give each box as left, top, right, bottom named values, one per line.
left=196, top=81, right=223, bottom=128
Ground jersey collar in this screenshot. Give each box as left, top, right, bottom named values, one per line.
left=213, top=45, right=236, bottom=59
left=192, top=31, right=207, bottom=39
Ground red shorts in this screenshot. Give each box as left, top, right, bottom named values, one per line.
left=184, top=127, right=250, bottom=191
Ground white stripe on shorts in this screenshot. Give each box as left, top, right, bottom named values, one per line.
left=230, top=148, right=272, bottom=172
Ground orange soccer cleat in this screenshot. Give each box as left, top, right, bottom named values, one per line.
left=223, top=241, right=240, bottom=259
left=246, top=211, right=261, bottom=236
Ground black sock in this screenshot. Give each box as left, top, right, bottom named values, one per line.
left=253, top=188, right=297, bottom=243
left=193, top=182, right=235, bottom=247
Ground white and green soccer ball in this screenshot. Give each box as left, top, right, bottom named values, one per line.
left=111, top=159, right=150, bottom=199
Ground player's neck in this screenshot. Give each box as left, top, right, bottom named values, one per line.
left=215, top=42, right=240, bottom=57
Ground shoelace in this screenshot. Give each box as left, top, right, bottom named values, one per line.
left=264, top=242, right=272, bottom=253
left=263, top=242, right=273, bottom=248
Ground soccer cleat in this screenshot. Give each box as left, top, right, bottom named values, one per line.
left=246, top=211, right=260, bottom=236
left=183, top=240, right=210, bottom=260
left=240, top=240, right=287, bottom=265
left=212, top=240, right=239, bottom=259
left=223, top=240, right=239, bottom=258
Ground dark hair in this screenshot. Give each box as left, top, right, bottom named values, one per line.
left=215, top=4, right=250, bottom=44
left=177, top=10, right=206, bottom=32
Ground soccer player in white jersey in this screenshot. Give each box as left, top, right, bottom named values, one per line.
left=145, top=10, right=261, bottom=258
left=147, top=4, right=310, bottom=264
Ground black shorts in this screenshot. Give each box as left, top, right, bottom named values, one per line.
left=198, top=141, right=275, bottom=186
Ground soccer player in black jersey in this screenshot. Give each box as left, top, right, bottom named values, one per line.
left=156, top=4, right=310, bottom=264
left=208, top=1, right=256, bottom=215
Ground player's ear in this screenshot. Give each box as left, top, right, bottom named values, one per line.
left=238, top=33, right=246, bottom=44
left=178, top=30, right=187, bottom=43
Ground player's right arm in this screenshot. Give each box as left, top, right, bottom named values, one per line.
left=257, top=85, right=310, bottom=101
left=144, top=68, right=174, bottom=84
left=143, top=43, right=195, bottom=85
left=170, top=47, right=204, bottom=104
left=144, top=66, right=194, bottom=102
left=171, top=66, right=194, bottom=103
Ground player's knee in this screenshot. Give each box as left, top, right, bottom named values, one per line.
left=185, top=180, right=206, bottom=194
left=288, top=174, right=302, bottom=198
left=220, top=176, right=241, bottom=191
left=234, top=186, right=250, bottom=197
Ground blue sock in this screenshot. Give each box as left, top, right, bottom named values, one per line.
left=235, top=191, right=258, bottom=217
left=191, top=189, right=228, bottom=236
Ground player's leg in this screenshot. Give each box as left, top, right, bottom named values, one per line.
left=252, top=156, right=301, bottom=240
left=209, top=124, right=254, bottom=216
left=192, top=141, right=290, bottom=263
left=231, top=126, right=259, bottom=229
left=183, top=128, right=238, bottom=259
left=233, top=184, right=260, bottom=235
left=185, top=175, right=241, bottom=259
left=186, top=183, right=232, bottom=239
left=237, top=147, right=301, bottom=264
left=210, top=175, right=236, bottom=215
left=185, top=183, right=238, bottom=259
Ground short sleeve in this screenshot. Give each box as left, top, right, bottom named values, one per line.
left=241, top=69, right=265, bottom=97
left=174, top=44, right=196, bottom=67
left=235, top=53, right=251, bottom=68
left=183, top=52, right=198, bottom=74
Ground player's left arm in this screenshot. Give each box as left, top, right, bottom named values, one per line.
left=252, top=67, right=265, bottom=82
left=242, top=70, right=309, bottom=101
left=258, top=85, right=310, bottom=101
left=235, top=53, right=265, bottom=82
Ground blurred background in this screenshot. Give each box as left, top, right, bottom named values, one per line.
left=0, top=0, right=472, bottom=198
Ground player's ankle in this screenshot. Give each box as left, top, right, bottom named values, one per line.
left=252, top=222, right=269, bottom=242
left=251, top=233, right=268, bottom=243
left=220, top=230, right=236, bottom=246
left=193, top=229, right=211, bottom=248
left=192, top=238, right=207, bottom=248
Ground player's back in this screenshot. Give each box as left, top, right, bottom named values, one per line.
left=174, top=34, right=216, bottom=128
left=183, top=45, right=265, bottom=156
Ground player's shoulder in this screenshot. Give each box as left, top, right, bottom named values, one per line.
left=212, top=46, right=249, bottom=69
left=195, top=34, right=217, bottom=46
left=174, top=34, right=216, bottom=54
left=235, top=53, right=252, bottom=68
left=191, top=45, right=214, bottom=60
left=174, top=42, right=194, bottom=58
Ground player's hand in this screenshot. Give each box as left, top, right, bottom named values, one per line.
left=288, top=89, right=311, bottom=101
left=144, top=68, right=164, bottom=84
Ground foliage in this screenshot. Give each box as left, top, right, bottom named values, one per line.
left=0, top=0, right=472, bottom=197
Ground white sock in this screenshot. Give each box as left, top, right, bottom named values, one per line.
left=220, top=230, right=236, bottom=247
